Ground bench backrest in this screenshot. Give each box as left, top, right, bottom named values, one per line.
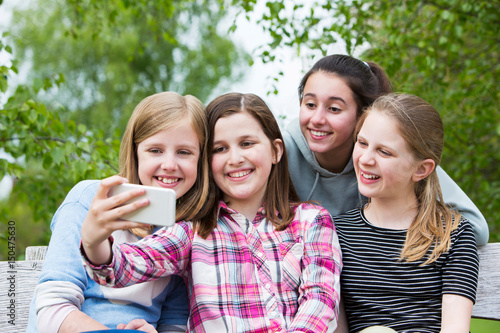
left=0, top=243, right=498, bottom=332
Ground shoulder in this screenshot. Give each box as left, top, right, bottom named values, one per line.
left=63, top=180, right=100, bottom=207
left=450, top=216, right=476, bottom=244
left=332, top=208, right=365, bottom=235
left=333, top=208, right=363, bottom=224
left=155, top=220, right=194, bottom=240
left=49, top=180, right=100, bottom=230
left=293, top=202, right=334, bottom=226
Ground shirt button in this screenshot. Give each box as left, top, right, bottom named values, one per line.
left=265, top=283, right=271, bottom=289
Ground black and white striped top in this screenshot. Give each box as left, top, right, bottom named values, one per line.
left=334, top=208, right=479, bottom=333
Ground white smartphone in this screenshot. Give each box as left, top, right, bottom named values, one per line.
left=109, top=183, right=176, bottom=227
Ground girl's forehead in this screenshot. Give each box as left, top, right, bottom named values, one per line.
left=213, top=112, right=267, bottom=138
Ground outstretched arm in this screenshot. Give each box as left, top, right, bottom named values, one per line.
left=81, top=175, right=149, bottom=265
left=437, top=166, right=489, bottom=245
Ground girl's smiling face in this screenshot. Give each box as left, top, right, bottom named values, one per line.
left=211, top=112, right=282, bottom=213
left=137, top=117, right=200, bottom=199
left=299, top=72, right=358, bottom=165
left=353, top=110, right=421, bottom=202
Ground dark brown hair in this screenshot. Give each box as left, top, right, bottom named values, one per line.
left=298, top=54, right=392, bottom=117
left=196, top=93, right=299, bottom=238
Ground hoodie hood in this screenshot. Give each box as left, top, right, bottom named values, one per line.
left=283, top=118, right=362, bottom=216
left=285, top=119, right=354, bottom=177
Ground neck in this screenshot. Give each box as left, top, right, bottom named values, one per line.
left=364, top=195, right=419, bottom=230
left=225, top=198, right=263, bottom=222
left=314, top=144, right=353, bottom=174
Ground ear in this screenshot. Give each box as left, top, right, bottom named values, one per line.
left=272, top=139, right=284, bottom=164
left=412, top=158, right=435, bottom=182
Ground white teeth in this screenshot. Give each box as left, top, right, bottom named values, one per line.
left=228, top=170, right=251, bottom=178
left=157, top=177, right=179, bottom=184
left=361, top=172, right=379, bottom=180
left=311, top=129, right=329, bottom=137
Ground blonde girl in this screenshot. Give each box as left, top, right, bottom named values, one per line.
left=334, top=93, right=479, bottom=333
left=28, top=92, right=208, bottom=333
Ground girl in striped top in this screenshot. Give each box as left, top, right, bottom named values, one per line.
left=334, top=93, right=479, bottom=333
left=81, top=92, right=342, bottom=332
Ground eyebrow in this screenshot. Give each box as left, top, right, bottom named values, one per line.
left=303, top=92, right=347, bottom=105
left=213, top=134, right=257, bottom=145
left=142, top=141, right=198, bottom=150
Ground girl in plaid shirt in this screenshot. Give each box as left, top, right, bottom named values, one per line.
left=81, top=92, right=342, bottom=333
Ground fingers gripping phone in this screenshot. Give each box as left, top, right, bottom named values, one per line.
left=110, top=183, right=176, bottom=227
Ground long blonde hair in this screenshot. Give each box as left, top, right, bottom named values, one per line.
left=356, top=93, right=460, bottom=264
left=119, top=91, right=209, bottom=237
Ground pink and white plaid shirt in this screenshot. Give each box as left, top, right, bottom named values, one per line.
left=84, top=201, right=342, bottom=332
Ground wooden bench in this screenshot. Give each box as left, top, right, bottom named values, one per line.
left=1, top=244, right=499, bottom=332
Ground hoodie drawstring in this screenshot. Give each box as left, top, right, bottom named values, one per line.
left=306, top=172, right=320, bottom=201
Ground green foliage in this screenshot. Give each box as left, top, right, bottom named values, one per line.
left=0, top=0, right=247, bottom=259
left=10, top=0, right=245, bottom=134
left=0, top=37, right=121, bottom=243
left=239, top=0, right=500, bottom=242
left=358, top=0, right=500, bottom=241
left=1, top=0, right=498, bottom=263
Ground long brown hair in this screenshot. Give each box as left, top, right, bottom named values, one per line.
left=356, top=93, right=459, bottom=264
left=119, top=91, right=209, bottom=237
left=196, top=92, right=299, bottom=238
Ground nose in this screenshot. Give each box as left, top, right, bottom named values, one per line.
left=161, top=153, right=179, bottom=172
left=228, top=148, right=244, bottom=165
left=358, top=148, right=375, bottom=166
left=310, top=107, right=326, bottom=126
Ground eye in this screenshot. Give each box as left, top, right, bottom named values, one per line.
left=379, top=149, right=392, bottom=156
left=305, top=102, right=316, bottom=109
left=213, top=146, right=226, bottom=154
left=241, top=141, right=255, bottom=148
left=178, top=150, right=192, bottom=156
left=328, top=106, right=341, bottom=113
left=357, top=138, right=368, bottom=147
left=148, top=148, right=162, bottom=154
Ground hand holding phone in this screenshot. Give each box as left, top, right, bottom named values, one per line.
left=110, top=183, right=176, bottom=227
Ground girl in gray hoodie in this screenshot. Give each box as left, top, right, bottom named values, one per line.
left=283, top=54, right=489, bottom=245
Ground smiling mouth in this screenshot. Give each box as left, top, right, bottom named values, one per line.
left=155, top=176, right=180, bottom=184
left=228, top=170, right=252, bottom=178
left=309, top=129, right=331, bottom=137
left=361, top=172, right=380, bottom=180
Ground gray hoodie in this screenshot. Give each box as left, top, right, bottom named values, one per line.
left=284, top=118, right=489, bottom=245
